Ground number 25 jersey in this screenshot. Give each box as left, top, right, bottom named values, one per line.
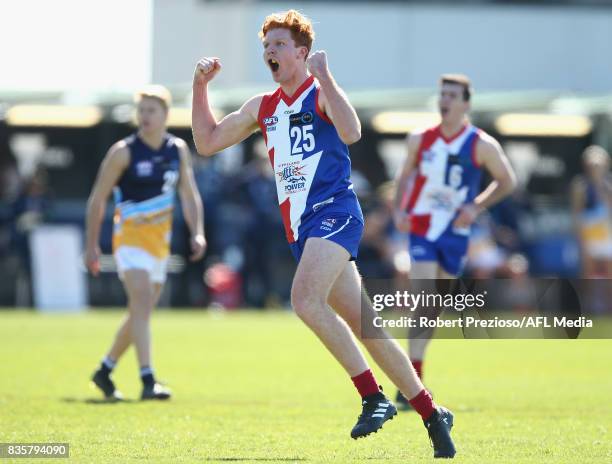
left=257, top=75, right=363, bottom=244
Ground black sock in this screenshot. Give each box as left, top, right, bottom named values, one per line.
left=140, top=366, right=155, bottom=387
left=100, top=356, right=116, bottom=376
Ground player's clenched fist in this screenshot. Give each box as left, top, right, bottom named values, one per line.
left=306, top=50, right=329, bottom=80
left=193, top=57, right=222, bottom=85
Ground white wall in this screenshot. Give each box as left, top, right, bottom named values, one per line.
left=152, top=0, right=612, bottom=92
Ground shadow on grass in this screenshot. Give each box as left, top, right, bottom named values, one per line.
left=60, top=397, right=138, bottom=404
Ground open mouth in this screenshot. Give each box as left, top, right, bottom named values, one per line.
left=440, top=107, right=449, bottom=116
left=268, top=58, right=279, bottom=72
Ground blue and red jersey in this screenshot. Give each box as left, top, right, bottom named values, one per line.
left=406, top=124, right=484, bottom=241
left=256, top=75, right=363, bottom=244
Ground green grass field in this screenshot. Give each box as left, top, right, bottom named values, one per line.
left=1, top=309, right=611, bottom=463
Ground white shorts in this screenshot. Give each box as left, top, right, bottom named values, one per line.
left=114, top=246, right=168, bottom=284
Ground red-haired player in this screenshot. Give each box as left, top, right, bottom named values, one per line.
left=192, top=11, right=455, bottom=457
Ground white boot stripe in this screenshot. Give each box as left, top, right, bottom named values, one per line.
left=374, top=408, right=387, bottom=413
left=378, top=403, right=389, bottom=407
left=372, top=413, right=385, bottom=418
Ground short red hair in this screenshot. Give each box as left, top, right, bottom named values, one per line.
left=259, top=10, right=315, bottom=54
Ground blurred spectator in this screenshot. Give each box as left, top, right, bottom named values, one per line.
left=11, top=166, right=52, bottom=305
left=465, top=203, right=527, bottom=277
left=358, top=181, right=408, bottom=279
left=237, top=145, right=291, bottom=307
left=0, top=127, right=22, bottom=305
left=193, top=153, right=227, bottom=258
left=0, top=127, right=21, bottom=204
left=204, top=262, right=243, bottom=309
left=488, top=195, right=523, bottom=253
left=465, top=214, right=509, bottom=278
left=570, top=145, right=612, bottom=278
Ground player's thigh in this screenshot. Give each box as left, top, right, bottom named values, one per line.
left=291, top=237, right=351, bottom=310
left=122, top=269, right=155, bottom=313
left=408, top=234, right=439, bottom=279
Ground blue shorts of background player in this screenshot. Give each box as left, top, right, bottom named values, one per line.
left=290, top=211, right=364, bottom=262
left=409, top=232, right=469, bottom=276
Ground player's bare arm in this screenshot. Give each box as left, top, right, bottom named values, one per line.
left=192, top=57, right=262, bottom=156
left=309, top=51, right=361, bottom=145
left=84, top=142, right=130, bottom=275
left=176, top=139, right=206, bottom=261
left=393, top=132, right=422, bottom=232
left=454, top=134, right=517, bottom=228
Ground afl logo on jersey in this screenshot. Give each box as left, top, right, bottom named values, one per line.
left=263, top=116, right=278, bottom=126
left=264, top=116, right=278, bottom=132
left=136, top=160, right=153, bottom=177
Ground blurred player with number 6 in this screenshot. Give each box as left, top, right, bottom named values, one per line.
left=393, top=74, right=517, bottom=408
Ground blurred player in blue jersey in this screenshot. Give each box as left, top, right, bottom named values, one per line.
left=191, top=10, right=456, bottom=458
left=85, top=85, right=206, bottom=400
left=393, top=74, right=517, bottom=408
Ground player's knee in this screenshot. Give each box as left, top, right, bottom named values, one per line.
left=129, top=306, right=153, bottom=322
left=290, top=292, right=314, bottom=322
left=291, top=281, right=326, bottom=323
left=127, top=294, right=154, bottom=319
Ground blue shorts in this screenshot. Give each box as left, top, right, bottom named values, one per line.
left=289, top=212, right=363, bottom=262
left=409, top=233, right=468, bottom=276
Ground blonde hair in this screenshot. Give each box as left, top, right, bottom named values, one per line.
left=583, top=145, right=610, bottom=167
left=134, top=84, right=172, bottom=111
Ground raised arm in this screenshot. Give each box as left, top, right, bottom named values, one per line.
left=176, top=139, right=206, bottom=261
left=192, top=57, right=262, bottom=156
left=393, top=133, right=422, bottom=233
left=454, top=134, right=517, bottom=228
left=85, top=142, right=129, bottom=275
left=308, top=51, right=361, bottom=145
